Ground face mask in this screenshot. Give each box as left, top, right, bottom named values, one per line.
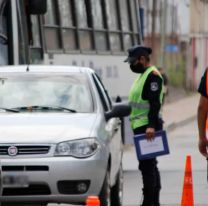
left=130, top=63, right=145, bottom=73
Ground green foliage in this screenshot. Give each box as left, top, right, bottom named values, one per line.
left=163, top=52, right=186, bottom=88
left=167, top=66, right=185, bottom=87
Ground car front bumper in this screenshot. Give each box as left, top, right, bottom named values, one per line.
left=0, top=151, right=108, bottom=204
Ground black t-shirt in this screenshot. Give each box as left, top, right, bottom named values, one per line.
left=141, top=70, right=163, bottom=129
left=198, top=69, right=208, bottom=98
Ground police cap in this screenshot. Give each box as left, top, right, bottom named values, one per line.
left=124, top=45, right=152, bottom=64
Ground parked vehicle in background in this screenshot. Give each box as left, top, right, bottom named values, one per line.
left=0, top=65, right=130, bottom=206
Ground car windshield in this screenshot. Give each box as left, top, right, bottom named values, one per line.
left=0, top=73, right=94, bottom=113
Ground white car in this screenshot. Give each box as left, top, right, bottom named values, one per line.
left=0, top=65, right=130, bottom=206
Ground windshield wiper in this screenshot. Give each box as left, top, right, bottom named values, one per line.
left=45, top=106, right=77, bottom=113
left=0, top=107, right=19, bottom=113
left=12, top=106, right=77, bottom=113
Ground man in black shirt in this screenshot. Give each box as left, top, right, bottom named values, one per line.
left=197, top=68, right=208, bottom=157
left=198, top=68, right=208, bottom=97
left=125, top=45, right=164, bottom=206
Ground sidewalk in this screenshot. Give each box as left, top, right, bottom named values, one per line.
left=123, top=91, right=200, bottom=171
left=163, top=92, right=199, bottom=131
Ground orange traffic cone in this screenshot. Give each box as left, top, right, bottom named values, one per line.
left=86, top=196, right=100, bottom=206
left=181, top=155, right=194, bottom=206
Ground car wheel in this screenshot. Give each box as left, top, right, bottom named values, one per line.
left=110, top=164, right=123, bottom=206
left=99, top=170, right=111, bottom=206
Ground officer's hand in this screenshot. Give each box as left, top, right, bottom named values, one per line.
left=198, top=138, right=208, bottom=157
left=146, top=127, right=155, bottom=141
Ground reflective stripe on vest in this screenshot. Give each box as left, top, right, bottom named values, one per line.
left=128, top=66, right=163, bottom=129
left=129, top=113, right=148, bottom=121
left=129, top=102, right=150, bottom=109
left=130, top=112, right=163, bottom=121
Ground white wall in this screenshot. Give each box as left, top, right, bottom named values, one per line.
left=43, top=53, right=138, bottom=99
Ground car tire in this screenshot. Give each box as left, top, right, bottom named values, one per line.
left=99, top=170, right=111, bottom=206
left=110, top=164, right=123, bottom=206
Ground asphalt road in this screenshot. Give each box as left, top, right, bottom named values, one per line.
left=158, top=120, right=208, bottom=205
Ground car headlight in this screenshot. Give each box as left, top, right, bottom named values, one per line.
left=54, top=138, right=100, bottom=158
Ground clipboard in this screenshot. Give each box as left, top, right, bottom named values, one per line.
left=134, top=130, right=170, bottom=160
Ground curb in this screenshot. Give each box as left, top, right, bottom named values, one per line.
left=165, top=115, right=196, bottom=132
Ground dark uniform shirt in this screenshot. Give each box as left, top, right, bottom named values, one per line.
left=198, top=69, right=208, bottom=98
left=138, top=69, right=163, bottom=131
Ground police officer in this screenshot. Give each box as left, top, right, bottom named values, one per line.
left=124, top=45, right=164, bottom=206
left=197, top=68, right=208, bottom=157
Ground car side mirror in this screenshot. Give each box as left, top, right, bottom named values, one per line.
left=28, top=0, right=47, bottom=15
left=105, top=102, right=131, bottom=121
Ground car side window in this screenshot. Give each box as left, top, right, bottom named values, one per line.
left=92, top=73, right=112, bottom=112
left=95, top=74, right=112, bottom=109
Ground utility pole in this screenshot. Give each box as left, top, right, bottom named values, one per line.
left=151, top=0, right=157, bottom=62
left=160, top=0, right=168, bottom=68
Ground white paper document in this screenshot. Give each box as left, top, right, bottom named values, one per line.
left=134, top=130, right=169, bottom=160
left=140, top=136, right=164, bottom=155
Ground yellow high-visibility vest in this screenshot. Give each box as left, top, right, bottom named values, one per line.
left=128, top=66, right=163, bottom=129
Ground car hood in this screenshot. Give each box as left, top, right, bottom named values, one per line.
left=0, top=113, right=98, bottom=144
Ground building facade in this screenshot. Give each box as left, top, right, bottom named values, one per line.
left=139, top=0, right=188, bottom=87
left=188, top=0, right=208, bottom=89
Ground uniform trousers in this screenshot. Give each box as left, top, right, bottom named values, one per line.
left=133, top=124, right=162, bottom=206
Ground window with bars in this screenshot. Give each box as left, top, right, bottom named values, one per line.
left=120, top=0, right=133, bottom=50
left=30, top=16, right=43, bottom=63
left=44, top=0, right=61, bottom=50
left=0, top=0, right=9, bottom=65
left=106, top=0, right=122, bottom=52
left=75, top=0, right=93, bottom=50
left=58, top=0, right=77, bottom=51
left=91, top=0, right=108, bottom=51
left=42, top=0, right=141, bottom=53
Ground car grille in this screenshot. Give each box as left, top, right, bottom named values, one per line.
left=2, top=184, right=51, bottom=196
left=2, top=165, right=49, bottom=171
left=0, top=145, right=50, bottom=155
